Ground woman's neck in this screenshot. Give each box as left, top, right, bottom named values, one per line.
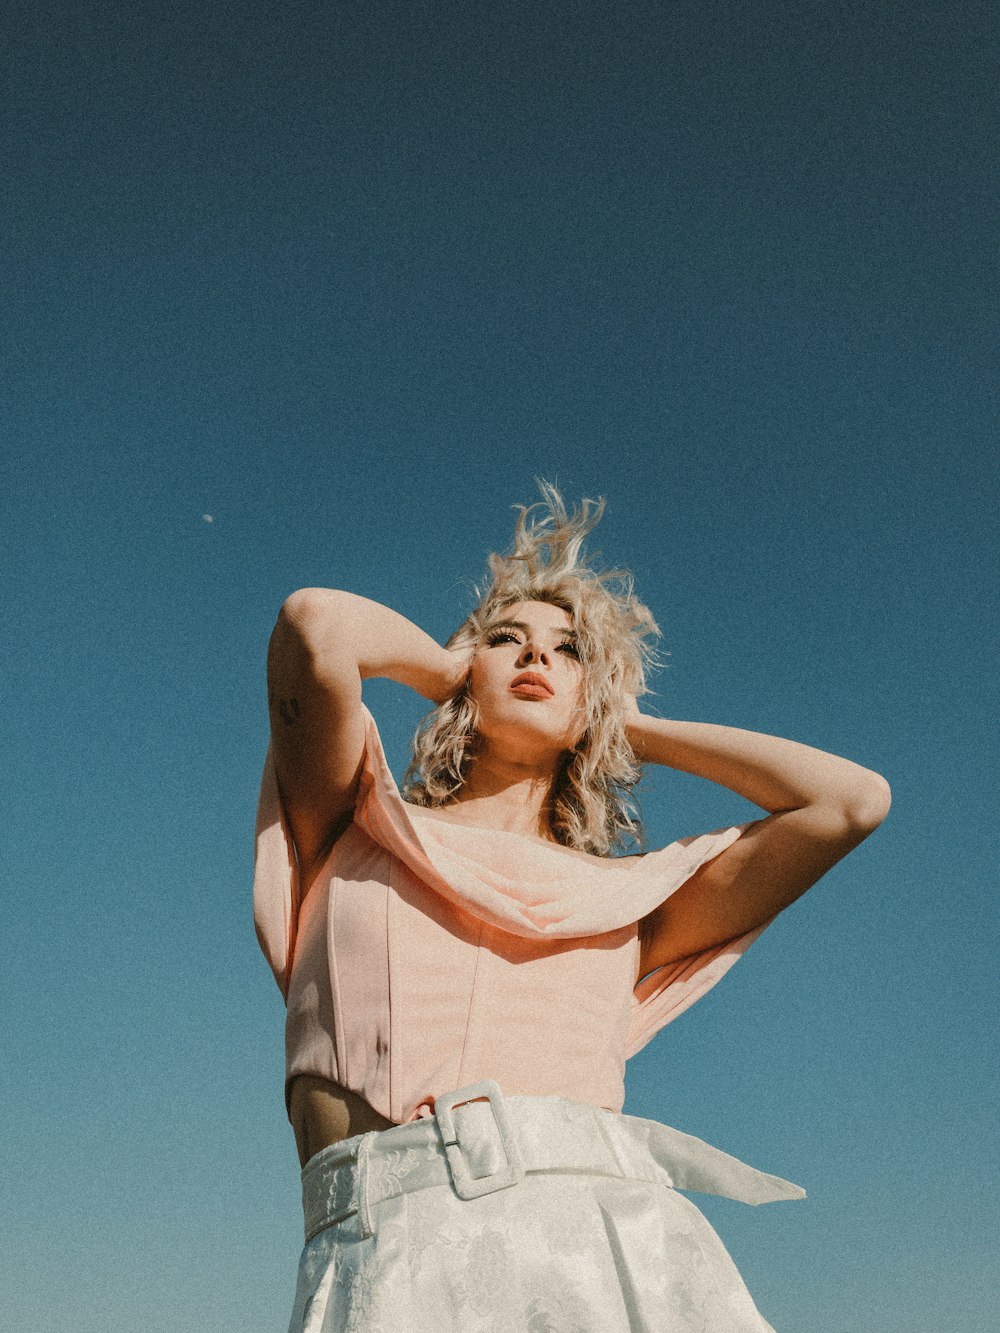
left=444, top=749, right=560, bottom=840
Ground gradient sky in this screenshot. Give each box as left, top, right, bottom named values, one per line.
left=3, top=3, right=997, bottom=1330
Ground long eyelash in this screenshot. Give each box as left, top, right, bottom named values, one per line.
left=483, top=628, right=580, bottom=657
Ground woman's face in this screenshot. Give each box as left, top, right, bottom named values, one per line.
left=468, top=599, right=587, bottom=757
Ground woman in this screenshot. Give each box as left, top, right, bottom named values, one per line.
left=254, top=482, right=890, bottom=1332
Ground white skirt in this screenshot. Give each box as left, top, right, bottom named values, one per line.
left=286, top=1080, right=804, bottom=1333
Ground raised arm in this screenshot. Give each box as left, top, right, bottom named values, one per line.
left=626, top=707, right=891, bottom=972
left=266, top=589, right=469, bottom=884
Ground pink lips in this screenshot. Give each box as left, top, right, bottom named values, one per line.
left=510, top=672, right=554, bottom=698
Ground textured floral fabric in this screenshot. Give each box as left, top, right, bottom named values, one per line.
left=286, top=1085, right=802, bottom=1332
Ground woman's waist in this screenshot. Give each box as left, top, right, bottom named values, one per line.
left=299, top=1078, right=805, bottom=1239
left=285, top=1055, right=627, bottom=1163
left=288, top=1075, right=396, bottom=1168
left=287, top=1072, right=611, bottom=1167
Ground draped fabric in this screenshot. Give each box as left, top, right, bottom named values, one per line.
left=254, top=709, right=802, bottom=1328
left=254, top=705, right=775, bottom=1124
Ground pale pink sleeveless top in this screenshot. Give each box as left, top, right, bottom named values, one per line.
left=253, top=706, right=768, bottom=1125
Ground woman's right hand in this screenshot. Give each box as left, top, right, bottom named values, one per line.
left=267, top=590, right=473, bottom=874
left=432, top=642, right=475, bottom=705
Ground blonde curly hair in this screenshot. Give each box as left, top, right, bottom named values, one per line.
left=401, top=480, right=663, bottom=856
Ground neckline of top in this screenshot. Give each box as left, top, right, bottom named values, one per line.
left=403, top=803, right=641, bottom=868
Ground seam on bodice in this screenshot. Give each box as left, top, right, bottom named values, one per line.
left=455, top=915, right=486, bottom=1089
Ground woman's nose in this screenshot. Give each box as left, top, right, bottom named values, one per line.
left=518, top=642, right=549, bottom=666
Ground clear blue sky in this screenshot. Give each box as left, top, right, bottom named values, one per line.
left=3, top=3, right=996, bottom=1330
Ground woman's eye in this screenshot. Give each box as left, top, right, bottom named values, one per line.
left=484, top=630, right=578, bottom=657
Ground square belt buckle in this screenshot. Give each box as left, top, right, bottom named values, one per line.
left=435, top=1079, right=526, bottom=1201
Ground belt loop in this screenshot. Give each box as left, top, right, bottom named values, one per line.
left=355, top=1132, right=377, bottom=1239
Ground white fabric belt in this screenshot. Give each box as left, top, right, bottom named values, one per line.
left=301, top=1079, right=805, bottom=1244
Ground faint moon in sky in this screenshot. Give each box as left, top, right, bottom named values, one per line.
left=202, top=514, right=214, bottom=523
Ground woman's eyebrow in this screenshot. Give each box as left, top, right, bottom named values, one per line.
left=487, top=619, right=578, bottom=639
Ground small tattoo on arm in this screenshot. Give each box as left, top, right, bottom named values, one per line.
left=271, top=695, right=301, bottom=727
